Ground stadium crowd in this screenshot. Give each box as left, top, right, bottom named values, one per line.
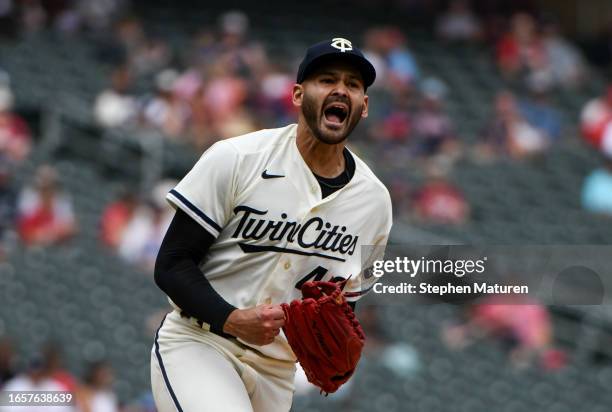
left=1, top=1, right=610, bottom=249
left=0, top=0, right=611, bottom=409
left=0, top=339, right=128, bottom=412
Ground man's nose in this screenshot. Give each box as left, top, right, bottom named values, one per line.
left=331, top=83, right=349, bottom=97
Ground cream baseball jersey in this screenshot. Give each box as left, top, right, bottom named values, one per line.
left=166, top=123, right=392, bottom=360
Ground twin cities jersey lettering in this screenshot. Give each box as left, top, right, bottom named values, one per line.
left=166, top=123, right=392, bottom=361
left=232, top=205, right=358, bottom=260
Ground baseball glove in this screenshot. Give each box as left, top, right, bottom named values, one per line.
left=281, top=278, right=365, bottom=394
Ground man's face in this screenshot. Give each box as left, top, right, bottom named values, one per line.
left=293, top=61, right=369, bottom=145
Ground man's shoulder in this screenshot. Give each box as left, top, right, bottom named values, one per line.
left=222, top=124, right=297, bottom=155
left=350, top=151, right=389, bottom=192
left=351, top=148, right=393, bottom=221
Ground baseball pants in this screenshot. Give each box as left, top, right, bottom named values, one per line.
left=151, top=310, right=296, bottom=412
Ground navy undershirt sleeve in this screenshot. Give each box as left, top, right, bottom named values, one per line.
left=154, top=209, right=236, bottom=336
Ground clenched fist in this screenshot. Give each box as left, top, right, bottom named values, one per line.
left=223, top=304, right=286, bottom=346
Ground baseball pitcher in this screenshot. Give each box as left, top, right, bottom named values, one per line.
left=151, top=37, right=392, bottom=412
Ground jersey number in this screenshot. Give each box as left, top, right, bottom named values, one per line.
left=294, top=266, right=344, bottom=290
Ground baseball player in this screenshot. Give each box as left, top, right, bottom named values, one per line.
left=150, top=37, right=392, bottom=412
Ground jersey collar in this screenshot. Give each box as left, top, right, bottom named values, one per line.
left=284, top=124, right=359, bottom=206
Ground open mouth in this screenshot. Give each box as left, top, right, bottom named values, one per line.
left=323, top=103, right=349, bottom=126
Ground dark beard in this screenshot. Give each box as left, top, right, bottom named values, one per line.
left=302, top=92, right=363, bottom=145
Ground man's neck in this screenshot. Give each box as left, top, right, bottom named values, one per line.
left=296, top=121, right=346, bottom=178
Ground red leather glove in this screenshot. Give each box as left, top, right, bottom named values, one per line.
left=281, top=279, right=365, bottom=394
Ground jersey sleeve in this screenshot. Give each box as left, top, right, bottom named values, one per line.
left=344, top=233, right=389, bottom=303
left=344, top=195, right=393, bottom=302
left=166, top=141, right=239, bottom=237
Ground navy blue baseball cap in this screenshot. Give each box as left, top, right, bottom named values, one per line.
left=296, top=38, right=376, bottom=90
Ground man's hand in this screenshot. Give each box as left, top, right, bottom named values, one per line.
left=222, top=304, right=285, bottom=345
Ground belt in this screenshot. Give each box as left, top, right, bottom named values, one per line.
left=179, top=310, right=206, bottom=328
left=179, top=310, right=235, bottom=340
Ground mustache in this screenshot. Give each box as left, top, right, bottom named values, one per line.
left=323, top=96, right=351, bottom=110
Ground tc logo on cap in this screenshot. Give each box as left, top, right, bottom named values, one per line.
left=331, top=38, right=352, bottom=53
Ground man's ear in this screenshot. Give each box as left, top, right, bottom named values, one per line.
left=361, top=95, right=369, bottom=119
left=292, top=84, right=304, bottom=107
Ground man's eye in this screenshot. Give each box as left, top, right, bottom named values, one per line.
left=321, top=78, right=334, bottom=84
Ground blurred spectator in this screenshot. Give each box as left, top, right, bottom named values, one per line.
left=77, top=0, right=127, bottom=31
left=443, top=295, right=567, bottom=371
left=372, top=90, right=412, bottom=144
left=182, top=80, right=215, bottom=149
left=412, top=77, right=456, bottom=157
left=385, top=29, right=419, bottom=87
left=116, top=201, right=155, bottom=268
left=143, top=69, right=190, bottom=138
left=53, top=3, right=82, bottom=35
left=42, top=343, right=78, bottom=393
left=580, top=85, right=612, bottom=150
left=0, top=337, right=16, bottom=387
left=363, top=27, right=419, bottom=91
left=96, top=16, right=148, bottom=66
left=113, top=16, right=145, bottom=60
left=106, top=18, right=172, bottom=75
left=100, top=188, right=138, bottom=249
left=216, top=10, right=268, bottom=79
left=167, top=10, right=267, bottom=145
left=412, top=160, right=469, bottom=225
left=17, top=165, right=77, bottom=246
left=541, top=19, right=586, bottom=89
left=79, top=361, right=118, bottom=412
left=496, top=13, right=551, bottom=88
left=518, top=80, right=562, bottom=142
left=477, top=91, right=548, bottom=160
left=436, top=0, right=482, bottom=43
left=130, top=37, right=172, bottom=77
left=582, top=156, right=612, bottom=216
left=257, top=65, right=296, bottom=126
left=117, top=180, right=175, bottom=271
left=0, top=75, right=32, bottom=163
left=187, top=29, right=218, bottom=70
left=0, top=354, right=76, bottom=411
left=94, top=66, right=137, bottom=128
left=12, top=0, right=124, bottom=35
left=202, top=60, right=254, bottom=139
left=496, top=13, right=585, bottom=91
